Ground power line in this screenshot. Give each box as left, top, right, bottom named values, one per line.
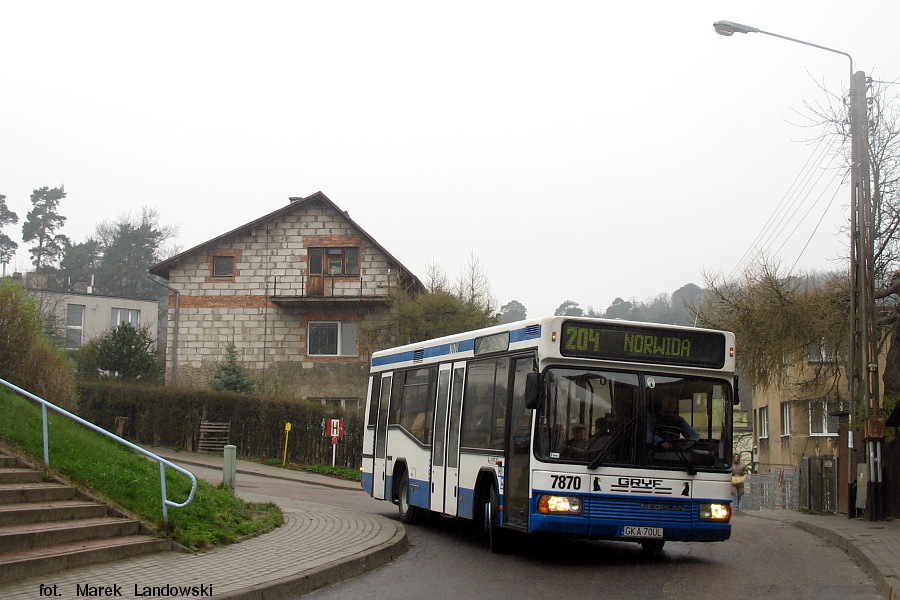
left=730, top=132, right=846, bottom=278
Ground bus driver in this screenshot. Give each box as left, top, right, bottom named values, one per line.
left=649, top=393, right=698, bottom=450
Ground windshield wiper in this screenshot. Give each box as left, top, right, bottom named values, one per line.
left=588, top=418, right=635, bottom=470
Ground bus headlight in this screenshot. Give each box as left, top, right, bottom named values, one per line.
left=538, top=495, right=583, bottom=515
left=699, top=502, right=731, bottom=522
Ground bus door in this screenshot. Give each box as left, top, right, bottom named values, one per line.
left=443, top=362, right=467, bottom=516
left=504, top=355, right=535, bottom=530
left=373, top=372, right=393, bottom=500
left=429, top=364, right=453, bottom=513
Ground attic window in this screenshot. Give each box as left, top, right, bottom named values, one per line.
left=213, top=256, right=234, bottom=278
left=308, top=248, right=359, bottom=276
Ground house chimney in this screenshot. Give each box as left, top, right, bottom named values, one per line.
left=289, top=196, right=303, bottom=204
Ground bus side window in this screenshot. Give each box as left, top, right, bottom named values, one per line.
left=461, top=358, right=508, bottom=450
left=366, top=374, right=381, bottom=428
left=398, top=367, right=436, bottom=444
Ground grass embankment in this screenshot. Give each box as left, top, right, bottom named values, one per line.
left=301, top=464, right=360, bottom=481
left=0, top=390, right=283, bottom=549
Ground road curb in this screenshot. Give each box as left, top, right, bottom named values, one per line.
left=163, top=456, right=361, bottom=491
left=791, top=520, right=899, bottom=600
left=213, top=519, right=408, bottom=600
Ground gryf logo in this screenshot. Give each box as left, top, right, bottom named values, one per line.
left=610, top=477, right=674, bottom=495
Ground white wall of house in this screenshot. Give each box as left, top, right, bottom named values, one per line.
left=28, top=289, right=159, bottom=350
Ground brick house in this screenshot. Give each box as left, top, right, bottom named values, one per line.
left=148, top=192, right=424, bottom=411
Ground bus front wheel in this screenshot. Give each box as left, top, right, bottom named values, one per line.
left=397, top=471, right=423, bottom=525
left=483, top=483, right=511, bottom=554
left=639, top=539, right=665, bottom=562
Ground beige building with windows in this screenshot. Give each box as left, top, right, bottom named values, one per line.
left=148, top=192, right=424, bottom=411
left=18, top=282, right=158, bottom=350
left=751, top=359, right=846, bottom=473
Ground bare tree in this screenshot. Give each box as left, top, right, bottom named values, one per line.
left=699, top=259, right=848, bottom=394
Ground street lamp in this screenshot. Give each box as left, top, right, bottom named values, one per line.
left=713, top=20, right=883, bottom=520
left=713, top=20, right=852, bottom=75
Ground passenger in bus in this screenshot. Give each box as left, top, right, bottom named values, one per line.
left=564, top=424, right=590, bottom=458
left=649, top=394, right=698, bottom=450
left=587, top=416, right=614, bottom=452
left=593, top=416, right=613, bottom=437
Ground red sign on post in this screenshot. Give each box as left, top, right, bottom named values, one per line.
left=331, top=435, right=338, bottom=445
left=328, top=418, right=344, bottom=438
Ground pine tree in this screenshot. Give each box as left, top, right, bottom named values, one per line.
left=22, top=186, right=69, bottom=272
left=209, top=341, right=257, bottom=393
left=96, top=323, right=160, bottom=382
left=0, top=194, right=18, bottom=273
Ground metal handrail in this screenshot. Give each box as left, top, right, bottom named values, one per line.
left=0, top=377, right=197, bottom=526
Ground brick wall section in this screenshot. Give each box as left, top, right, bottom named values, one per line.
left=163, top=201, right=403, bottom=400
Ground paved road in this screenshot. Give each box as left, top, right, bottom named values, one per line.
left=199, top=464, right=881, bottom=600
left=303, top=511, right=880, bottom=600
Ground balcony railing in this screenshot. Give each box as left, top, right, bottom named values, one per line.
left=268, top=274, right=391, bottom=305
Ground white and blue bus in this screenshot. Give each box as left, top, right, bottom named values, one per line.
left=361, top=316, right=737, bottom=557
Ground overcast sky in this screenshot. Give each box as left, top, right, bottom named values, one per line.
left=3, top=2, right=899, bottom=318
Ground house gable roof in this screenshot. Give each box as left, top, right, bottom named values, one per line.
left=149, top=191, right=424, bottom=291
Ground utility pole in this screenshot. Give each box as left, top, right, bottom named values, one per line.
left=712, top=21, right=886, bottom=521
left=849, top=69, right=885, bottom=521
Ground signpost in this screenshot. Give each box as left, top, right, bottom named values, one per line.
left=327, top=418, right=344, bottom=466
left=282, top=422, right=291, bottom=467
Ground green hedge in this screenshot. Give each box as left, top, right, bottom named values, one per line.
left=76, top=382, right=362, bottom=467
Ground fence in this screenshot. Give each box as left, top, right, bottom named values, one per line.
left=741, top=467, right=801, bottom=511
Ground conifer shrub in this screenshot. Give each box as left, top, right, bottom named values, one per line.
left=209, top=341, right=257, bottom=393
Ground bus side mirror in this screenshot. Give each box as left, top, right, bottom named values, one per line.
left=524, top=372, right=541, bottom=410
left=733, top=376, right=741, bottom=406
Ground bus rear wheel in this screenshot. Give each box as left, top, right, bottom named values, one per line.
left=397, top=471, right=423, bottom=525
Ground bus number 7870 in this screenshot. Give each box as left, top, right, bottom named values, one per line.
left=550, top=474, right=582, bottom=490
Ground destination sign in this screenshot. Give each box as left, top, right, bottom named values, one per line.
left=559, top=320, right=727, bottom=368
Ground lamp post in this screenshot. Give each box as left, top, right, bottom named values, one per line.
left=713, top=21, right=884, bottom=520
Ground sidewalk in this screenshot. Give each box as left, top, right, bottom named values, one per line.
left=1, top=449, right=408, bottom=600
left=744, top=508, right=900, bottom=600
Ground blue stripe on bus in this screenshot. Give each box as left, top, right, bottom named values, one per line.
left=510, top=324, right=541, bottom=343
left=360, top=471, right=373, bottom=495
left=371, top=325, right=540, bottom=367
left=457, top=487, right=475, bottom=520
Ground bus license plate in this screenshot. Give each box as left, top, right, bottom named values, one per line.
left=622, top=526, right=663, bottom=538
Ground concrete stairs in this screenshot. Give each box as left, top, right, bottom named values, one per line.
left=0, top=452, right=171, bottom=583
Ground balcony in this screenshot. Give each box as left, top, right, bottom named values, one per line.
left=267, top=274, right=391, bottom=309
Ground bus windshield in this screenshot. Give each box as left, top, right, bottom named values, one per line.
left=534, top=368, right=732, bottom=471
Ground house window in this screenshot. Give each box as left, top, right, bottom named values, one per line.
left=780, top=402, right=791, bottom=437
left=308, top=321, right=358, bottom=356
left=810, top=400, right=841, bottom=436
left=808, top=339, right=838, bottom=364
left=308, top=248, right=359, bottom=276
left=66, top=304, right=85, bottom=349
left=758, top=406, right=769, bottom=439
left=213, top=255, right=234, bottom=278
left=111, top=308, right=140, bottom=328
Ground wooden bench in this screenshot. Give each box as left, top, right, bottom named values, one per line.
left=198, top=421, right=231, bottom=452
